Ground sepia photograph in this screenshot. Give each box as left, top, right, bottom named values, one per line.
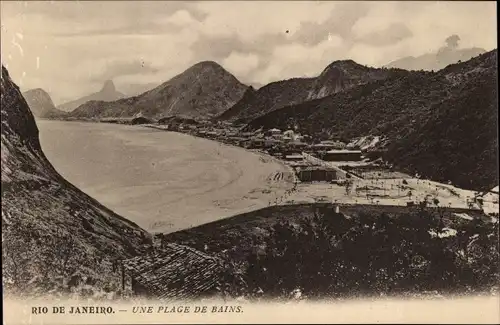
left=1, top=0, right=499, bottom=323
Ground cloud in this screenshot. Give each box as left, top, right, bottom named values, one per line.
left=0, top=1, right=496, bottom=104
left=222, top=52, right=260, bottom=77
left=289, top=2, right=371, bottom=46
left=164, top=9, right=198, bottom=26
left=90, top=59, right=161, bottom=83
left=253, top=35, right=345, bottom=83
left=356, top=22, right=413, bottom=47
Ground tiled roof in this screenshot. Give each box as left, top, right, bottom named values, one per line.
left=124, top=243, right=228, bottom=299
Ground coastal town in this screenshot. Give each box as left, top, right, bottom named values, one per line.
left=2, top=1, right=498, bottom=318
left=82, top=115, right=499, bottom=221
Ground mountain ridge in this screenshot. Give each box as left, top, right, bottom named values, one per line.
left=245, top=49, right=498, bottom=190
left=386, top=46, right=487, bottom=71
left=217, top=60, right=409, bottom=123
left=68, top=61, right=248, bottom=120
left=56, top=79, right=125, bottom=112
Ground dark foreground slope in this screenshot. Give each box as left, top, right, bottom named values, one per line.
left=1, top=66, right=151, bottom=297
left=69, top=61, right=248, bottom=120
left=163, top=204, right=499, bottom=300
left=247, top=50, right=498, bottom=190
left=219, top=60, right=408, bottom=123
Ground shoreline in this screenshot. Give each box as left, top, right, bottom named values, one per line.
left=37, top=120, right=296, bottom=234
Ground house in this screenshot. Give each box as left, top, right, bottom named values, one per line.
left=311, top=143, right=337, bottom=152
left=323, top=149, right=362, bottom=161
left=264, top=139, right=282, bottom=148
left=284, top=153, right=304, bottom=161
left=296, top=166, right=338, bottom=182
left=123, top=243, right=235, bottom=300
left=248, top=138, right=266, bottom=148
left=268, top=128, right=282, bottom=137
left=289, top=141, right=308, bottom=150
left=283, top=129, right=295, bottom=138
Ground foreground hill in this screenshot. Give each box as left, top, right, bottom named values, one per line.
left=69, top=61, right=248, bottom=120
left=57, top=80, right=125, bottom=112
left=246, top=50, right=498, bottom=191
left=218, top=60, right=409, bottom=123
left=1, top=66, right=151, bottom=296
left=163, top=203, right=498, bottom=299
left=22, top=88, right=66, bottom=118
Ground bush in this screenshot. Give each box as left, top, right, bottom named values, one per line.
left=237, top=208, right=499, bottom=299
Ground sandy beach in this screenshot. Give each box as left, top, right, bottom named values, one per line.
left=37, top=120, right=294, bottom=233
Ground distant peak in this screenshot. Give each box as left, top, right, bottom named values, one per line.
left=24, top=88, right=48, bottom=94
left=320, top=59, right=368, bottom=76
left=325, top=59, right=365, bottom=69
left=100, top=80, right=116, bottom=93
left=189, top=60, right=227, bottom=72
left=193, top=60, right=223, bottom=68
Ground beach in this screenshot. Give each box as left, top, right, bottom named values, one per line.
left=37, top=120, right=294, bottom=233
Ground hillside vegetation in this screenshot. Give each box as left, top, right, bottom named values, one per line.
left=218, top=60, right=408, bottom=123
left=163, top=204, right=499, bottom=300
left=246, top=50, right=498, bottom=190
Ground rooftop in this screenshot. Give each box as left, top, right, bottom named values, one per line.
left=326, top=149, right=362, bottom=154
left=123, top=243, right=228, bottom=299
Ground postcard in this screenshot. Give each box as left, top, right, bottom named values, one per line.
left=1, top=1, right=498, bottom=324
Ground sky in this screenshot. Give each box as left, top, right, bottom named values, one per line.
left=0, top=1, right=497, bottom=105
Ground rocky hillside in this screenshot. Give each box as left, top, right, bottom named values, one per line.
left=68, top=61, right=248, bottom=120
left=22, top=88, right=66, bottom=118
left=57, top=80, right=125, bottom=112
left=1, top=65, right=151, bottom=296
left=246, top=50, right=498, bottom=190
left=218, top=60, right=409, bottom=123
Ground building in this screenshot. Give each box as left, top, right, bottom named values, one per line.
left=269, top=128, right=282, bottom=135
left=296, top=166, right=338, bottom=182
left=311, top=143, right=336, bottom=152
left=123, top=243, right=234, bottom=300
left=283, top=129, right=295, bottom=138
left=284, top=153, right=304, bottom=161
left=323, top=150, right=362, bottom=161
left=289, top=141, right=308, bottom=150
left=227, top=136, right=248, bottom=146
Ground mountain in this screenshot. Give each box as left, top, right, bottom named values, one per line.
left=245, top=50, right=498, bottom=191
left=217, top=60, right=409, bottom=123
left=386, top=47, right=486, bottom=71
left=68, top=61, right=248, bottom=120
left=57, top=80, right=125, bottom=112
left=22, top=88, right=66, bottom=118
left=1, top=65, right=151, bottom=295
